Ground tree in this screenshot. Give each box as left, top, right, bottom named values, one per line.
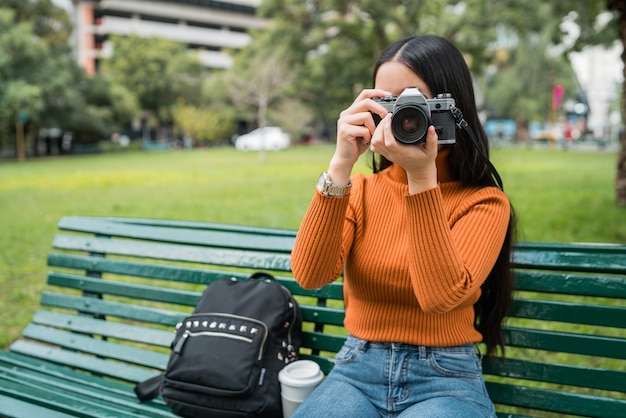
left=0, top=1, right=134, bottom=158
left=218, top=33, right=301, bottom=159
left=61, top=72, right=140, bottom=145
left=0, top=1, right=74, bottom=157
left=225, top=42, right=296, bottom=126
left=102, top=35, right=206, bottom=141
left=0, top=8, right=47, bottom=159
left=173, top=100, right=236, bottom=146
left=258, top=0, right=551, bottom=140
left=0, top=0, right=72, bottom=53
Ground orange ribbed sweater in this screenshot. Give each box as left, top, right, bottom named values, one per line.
left=291, top=163, right=510, bottom=347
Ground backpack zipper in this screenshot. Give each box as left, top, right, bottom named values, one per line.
left=175, top=313, right=269, bottom=360
left=280, top=285, right=299, bottom=360
left=174, top=330, right=254, bottom=354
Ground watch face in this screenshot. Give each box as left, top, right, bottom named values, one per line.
left=317, top=172, right=328, bottom=191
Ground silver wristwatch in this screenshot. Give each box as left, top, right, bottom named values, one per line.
left=317, top=171, right=352, bottom=197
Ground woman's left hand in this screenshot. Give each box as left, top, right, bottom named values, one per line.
left=369, top=114, right=439, bottom=194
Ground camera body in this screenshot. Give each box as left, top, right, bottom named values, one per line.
left=371, top=87, right=457, bottom=145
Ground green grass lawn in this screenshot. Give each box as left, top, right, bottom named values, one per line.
left=0, top=144, right=624, bottom=348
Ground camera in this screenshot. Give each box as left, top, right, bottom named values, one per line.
left=371, top=88, right=457, bottom=145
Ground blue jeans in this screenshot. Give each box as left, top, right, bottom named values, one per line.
left=292, top=335, right=496, bottom=418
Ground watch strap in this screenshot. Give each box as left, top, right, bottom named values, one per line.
left=317, top=171, right=352, bottom=197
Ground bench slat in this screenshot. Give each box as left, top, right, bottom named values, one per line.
left=48, top=272, right=200, bottom=306
left=504, top=327, right=626, bottom=358
left=514, top=271, right=626, bottom=297
left=40, top=292, right=185, bottom=326
left=58, top=216, right=296, bottom=252
left=513, top=242, right=626, bottom=274
left=281, top=279, right=344, bottom=300
left=483, top=357, right=626, bottom=392
left=0, top=394, right=78, bottom=418
left=53, top=234, right=292, bottom=271
left=59, top=216, right=298, bottom=238
left=485, top=381, right=626, bottom=418
left=301, top=305, right=345, bottom=326
left=9, top=340, right=157, bottom=383
left=301, top=331, right=346, bottom=353
left=0, top=374, right=151, bottom=418
left=509, top=298, right=626, bottom=328
left=0, top=367, right=174, bottom=418
left=0, top=352, right=173, bottom=416
left=33, top=311, right=172, bottom=347
left=21, top=324, right=168, bottom=369
left=48, top=253, right=235, bottom=286
left=0, top=351, right=158, bottom=398
left=515, top=241, right=626, bottom=255
left=0, top=379, right=105, bottom=418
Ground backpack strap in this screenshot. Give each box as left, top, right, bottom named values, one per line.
left=134, top=374, right=164, bottom=402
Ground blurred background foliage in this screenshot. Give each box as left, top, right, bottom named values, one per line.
left=0, top=0, right=621, bottom=153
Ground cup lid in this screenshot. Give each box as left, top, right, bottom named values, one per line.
left=278, top=360, right=324, bottom=387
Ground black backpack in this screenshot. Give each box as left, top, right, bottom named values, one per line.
left=135, top=272, right=302, bottom=418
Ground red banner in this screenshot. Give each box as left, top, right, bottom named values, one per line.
left=552, top=84, right=565, bottom=110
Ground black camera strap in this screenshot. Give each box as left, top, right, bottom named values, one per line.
left=451, top=105, right=470, bottom=133
left=450, top=105, right=504, bottom=190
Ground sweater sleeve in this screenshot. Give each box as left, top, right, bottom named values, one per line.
left=406, top=186, right=510, bottom=314
left=291, top=189, right=353, bottom=289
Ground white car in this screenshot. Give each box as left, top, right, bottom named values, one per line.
left=234, top=127, right=290, bottom=151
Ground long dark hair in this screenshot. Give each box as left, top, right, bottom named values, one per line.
left=372, top=35, right=516, bottom=356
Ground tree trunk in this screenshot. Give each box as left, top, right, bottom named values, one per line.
left=618, top=16, right=626, bottom=205
left=619, top=127, right=626, bottom=206
left=257, top=94, right=268, bottom=164
left=16, top=120, right=25, bottom=161
left=609, top=0, right=626, bottom=205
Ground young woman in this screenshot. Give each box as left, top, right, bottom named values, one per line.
left=290, top=35, right=516, bottom=417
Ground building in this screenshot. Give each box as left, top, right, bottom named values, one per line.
left=71, top=0, right=265, bottom=75
left=570, top=42, right=623, bottom=142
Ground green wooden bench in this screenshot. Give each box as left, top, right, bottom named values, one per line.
left=0, top=216, right=624, bottom=418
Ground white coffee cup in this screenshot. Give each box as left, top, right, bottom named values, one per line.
left=278, top=360, right=324, bottom=418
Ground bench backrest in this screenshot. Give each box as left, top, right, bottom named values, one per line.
left=16, top=216, right=626, bottom=417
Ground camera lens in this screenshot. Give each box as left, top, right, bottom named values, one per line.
left=391, top=105, right=430, bottom=144
left=401, top=116, right=419, bottom=134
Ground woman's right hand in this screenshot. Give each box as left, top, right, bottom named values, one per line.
left=328, top=89, right=392, bottom=185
